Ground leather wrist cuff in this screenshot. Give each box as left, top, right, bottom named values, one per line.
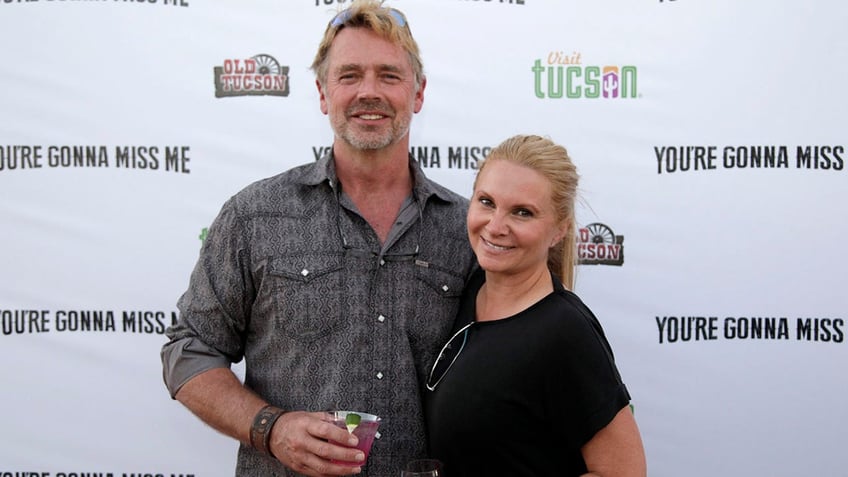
left=249, top=404, right=285, bottom=458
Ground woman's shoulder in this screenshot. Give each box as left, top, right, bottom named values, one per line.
left=545, top=282, right=609, bottom=337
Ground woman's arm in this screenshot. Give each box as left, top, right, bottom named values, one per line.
left=580, top=405, right=647, bottom=477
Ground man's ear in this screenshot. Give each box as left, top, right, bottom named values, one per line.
left=317, top=79, right=328, bottom=115
left=413, top=76, right=426, bottom=114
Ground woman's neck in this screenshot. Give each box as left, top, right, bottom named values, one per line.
left=476, top=267, right=554, bottom=322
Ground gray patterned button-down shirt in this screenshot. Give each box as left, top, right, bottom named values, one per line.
left=161, top=153, right=475, bottom=476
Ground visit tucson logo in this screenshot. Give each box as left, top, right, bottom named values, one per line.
left=532, top=50, right=638, bottom=99
left=214, top=54, right=290, bottom=98
left=577, top=223, right=624, bottom=266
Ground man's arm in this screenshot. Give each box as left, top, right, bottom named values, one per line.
left=175, top=367, right=367, bottom=477
left=174, top=367, right=264, bottom=444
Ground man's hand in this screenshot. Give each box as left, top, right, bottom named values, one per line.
left=270, top=411, right=366, bottom=476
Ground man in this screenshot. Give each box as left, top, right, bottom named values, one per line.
left=160, top=2, right=475, bottom=476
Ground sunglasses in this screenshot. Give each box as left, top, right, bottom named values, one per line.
left=330, top=7, right=408, bottom=29
left=425, top=322, right=474, bottom=391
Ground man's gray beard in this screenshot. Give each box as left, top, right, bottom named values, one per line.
left=343, top=130, right=394, bottom=150
left=333, top=116, right=412, bottom=151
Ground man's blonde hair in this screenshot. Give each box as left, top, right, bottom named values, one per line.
left=310, top=0, right=424, bottom=88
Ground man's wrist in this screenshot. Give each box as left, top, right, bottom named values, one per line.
left=249, top=404, right=285, bottom=458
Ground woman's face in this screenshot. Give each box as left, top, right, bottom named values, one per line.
left=467, top=159, right=565, bottom=278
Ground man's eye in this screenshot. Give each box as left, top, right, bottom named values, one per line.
left=337, top=72, right=361, bottom=81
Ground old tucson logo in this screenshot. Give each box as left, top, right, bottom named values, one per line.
left=577, top=223, right=624, bottom=266
left=214, top=54, right=290, bottom=98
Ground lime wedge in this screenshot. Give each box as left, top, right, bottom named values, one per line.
left=345, top=413, right=361, bottom=433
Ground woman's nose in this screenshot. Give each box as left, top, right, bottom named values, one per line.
left=484, top=212, right=508, bottom=235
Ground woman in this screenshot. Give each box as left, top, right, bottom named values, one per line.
left=425, top=135, right=646, bottom=476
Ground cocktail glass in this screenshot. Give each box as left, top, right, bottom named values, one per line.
left=328, top=410, right=381, bottom=465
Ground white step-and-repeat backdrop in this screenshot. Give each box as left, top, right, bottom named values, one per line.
left=1, top=1, right=845, bottom=476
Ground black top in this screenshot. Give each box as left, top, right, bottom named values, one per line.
left=425, top=269, right=631, bottom=476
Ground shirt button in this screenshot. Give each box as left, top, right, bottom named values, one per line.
left=442, top=284, right=449, bottom=292
left=376, top=372, right=384, bottom=380
left=377, top=315, right=386, bottom=323
left=301, top=269, right=310, bottom=277
left=379, top=259, right=386, bottom=266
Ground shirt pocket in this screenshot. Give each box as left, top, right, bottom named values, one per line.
left=267, top=253, right=348, bottom=343
left=410, top=263, right=466, bottom=360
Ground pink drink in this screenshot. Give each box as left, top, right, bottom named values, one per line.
left=329, top=411, right=381, bottom=465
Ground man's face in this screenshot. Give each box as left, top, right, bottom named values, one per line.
left=318, top=27, right=424, bottom=151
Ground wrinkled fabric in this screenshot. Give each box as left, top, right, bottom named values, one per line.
left=162, top=153, right=475, bottom=476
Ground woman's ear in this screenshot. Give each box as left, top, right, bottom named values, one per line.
left=550, top=220, right=570, bottom=248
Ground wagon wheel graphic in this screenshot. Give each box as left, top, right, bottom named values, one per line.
left=252, top=54, right=281, bottom=75
left=585, top=223, right=615, bottom=245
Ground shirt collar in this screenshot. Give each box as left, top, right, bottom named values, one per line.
left=300, top=149, right=460, bottom=205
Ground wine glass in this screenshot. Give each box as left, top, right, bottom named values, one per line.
left=401, top=458, right=443, bottom=477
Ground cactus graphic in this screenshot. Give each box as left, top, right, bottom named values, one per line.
left=603, top=73, right=619, bottom=99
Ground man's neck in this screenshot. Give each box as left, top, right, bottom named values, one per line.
left=333, top=140, right=411, bottom=189
left=333, top=141, right=414, bottom=243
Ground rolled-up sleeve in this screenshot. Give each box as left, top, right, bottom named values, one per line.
left=160, top=196, right=252, bottom=398
left=161, top=336, right=232, bottom=398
